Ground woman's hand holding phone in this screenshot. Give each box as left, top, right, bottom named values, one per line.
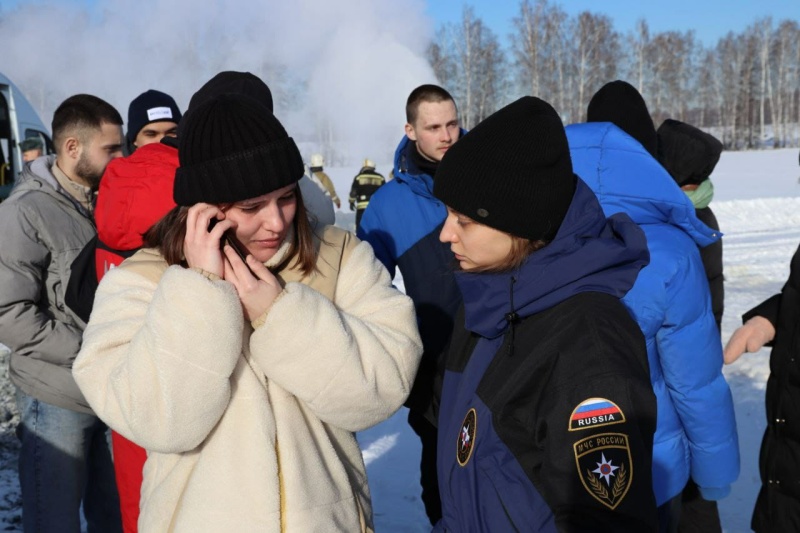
left=184, top=203, right=231, bottom=277
left=222, top=243, right=282, bottom=322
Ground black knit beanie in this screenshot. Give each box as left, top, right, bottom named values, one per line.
left=126, top=89, right=182, bottom=144
left=434, top=96, right=576, bottom=242
left=173, top=93, right=304, bottom=206
left=657, top=119, right=723, bottom=186
left=587, top=80, right=657, bottom=157
left=188, top=71, right=273, bottom=114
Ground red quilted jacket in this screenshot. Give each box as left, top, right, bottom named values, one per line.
left=96, top=142, right=178, bottom=533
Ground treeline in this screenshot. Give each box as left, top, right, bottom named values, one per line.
left=428, top=0, right=800, bottom=150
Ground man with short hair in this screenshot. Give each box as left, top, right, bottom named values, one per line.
left=0, top=94, right=124, bottom=532
left=20, top=137, right=43, bottom=162
left=66, top=90, right=182, bottom=533
left=357, top=84, right=464, bottom=525
left=66, top=90, right=183, bottom=322
left=125, top=89, right=181, bottom=153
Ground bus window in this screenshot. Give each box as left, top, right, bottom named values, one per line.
left=24, top=129, right=54, bottom=156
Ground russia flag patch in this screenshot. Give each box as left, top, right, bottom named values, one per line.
left=569, top=397, right=626, bottom=431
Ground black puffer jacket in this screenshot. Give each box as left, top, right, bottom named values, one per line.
left=745, top=244, right=800, bottom=532
left=696, top=206, right=724, bottom=329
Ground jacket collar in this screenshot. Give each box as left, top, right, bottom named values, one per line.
left=391, top=129, right=469, bottom=199
left=15, top=155, right=93, bottom=218
left=391, top=136, right=435, bottom=198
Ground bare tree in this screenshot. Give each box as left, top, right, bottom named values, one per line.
left=427, top=27, right=456, bottom=88
left=716, top=31, right=759, bottom=148
left=442, top=5, right=507, bottom=129
left=421, top=6, right=800, bottom=150
left=511, top=0, right=548, bottom=97
left=510, top=0, right=571, bottom=118
left=772, top=21, right=800, bottom=147
left=740, top=27, right=761, bottom=148
left=627, top=19, right=650, bottom=93
left=753, top=18, right=773, bottom=145
left=573, top=11, right=619, bottom=121
left=695, top=48, right=721, bottom=128
left=542, top=5, right=571, bottom=119
left=645, top=30, right=696, bottom=123
left=474, top=33, right=508, bottom=123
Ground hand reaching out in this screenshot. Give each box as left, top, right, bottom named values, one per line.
left=723, top=316, right=776, bottom=364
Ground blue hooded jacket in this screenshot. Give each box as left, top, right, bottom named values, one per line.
left=358, top=135, right=453, bottom=277
left=566, top=122, right=740, bottom=504
left=436, top=179, right=658, bottom=532
left=357, top=135, right=465, bottom=413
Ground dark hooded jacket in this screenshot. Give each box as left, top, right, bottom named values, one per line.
left=433, top=178, right=657, bottom=532
left=745, top=245, right=800, bottom=532
left=695, top=208, right=723, bottom=328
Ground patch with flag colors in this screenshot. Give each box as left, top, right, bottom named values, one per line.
left=569, top=397, right=625, bottom=431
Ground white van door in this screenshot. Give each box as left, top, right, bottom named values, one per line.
left=0, top=72, right=54, bottom=200
left=0, top=91, right=14, bottom=198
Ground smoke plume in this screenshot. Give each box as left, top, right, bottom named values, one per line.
left=0, top=0, right=436, bottom=164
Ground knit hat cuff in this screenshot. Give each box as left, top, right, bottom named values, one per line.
left=435, top=172, right=575, bottom=242
left=173, top=137, right=304, bottom=206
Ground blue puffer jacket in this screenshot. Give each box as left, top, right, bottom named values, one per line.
left=566, top=122, right=740, bottom=505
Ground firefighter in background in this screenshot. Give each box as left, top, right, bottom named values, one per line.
left=349, top=159, right=385, bottom=229
left=309, top=153, right=342, bottom=208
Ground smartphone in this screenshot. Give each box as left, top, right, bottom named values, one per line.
left=224, top=231, right=251, bottom=264
left=207, top=218, right=228, bottom=251
left=208, top=219, right=253, bottom=273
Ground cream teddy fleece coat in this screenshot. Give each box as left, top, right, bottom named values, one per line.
left=73, top=226, right=422, bottom=532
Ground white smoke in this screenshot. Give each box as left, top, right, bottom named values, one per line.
left=0, top=0, right=436, bottom=164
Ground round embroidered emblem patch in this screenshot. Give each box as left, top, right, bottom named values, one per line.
left=456, top=408, right=477, bottom=466
left=573, top=433, right=633, bottom=509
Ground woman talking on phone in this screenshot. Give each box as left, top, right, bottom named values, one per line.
left=72, top=92, right=422, bottom=532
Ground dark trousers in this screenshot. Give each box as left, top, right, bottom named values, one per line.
left=677, top=480, right=722, bottom=533
left=658, top=493, right=682, bottom=533
left=407, top=409, right=441, bottom=525
left=355, top=208, right=365, bottom=231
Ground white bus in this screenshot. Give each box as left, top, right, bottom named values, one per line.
left=0, top=72, right=54, bottom=200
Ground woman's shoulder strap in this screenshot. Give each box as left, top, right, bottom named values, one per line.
left=118, top=248, right=169, bottom=283
left=279, top=226, right=360, bottom=300
left=318, top=225, right=359, bottom=268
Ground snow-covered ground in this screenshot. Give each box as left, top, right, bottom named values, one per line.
left=0, top=147, right=798, bottom=531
